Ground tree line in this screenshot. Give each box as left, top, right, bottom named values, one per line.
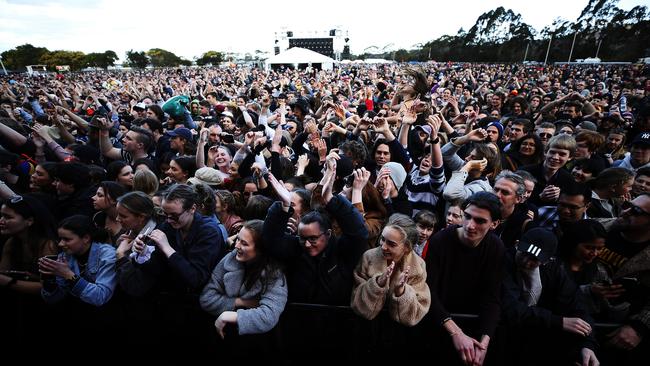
left=0, top=45, right=224, bottom=72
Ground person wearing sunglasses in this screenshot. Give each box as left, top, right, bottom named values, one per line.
left=116, top=184, right=226, bottom=351
left=598, top=193, right=650, bottom=361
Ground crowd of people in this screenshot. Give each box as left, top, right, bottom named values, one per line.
left=0, top=61, right=649, bottom=364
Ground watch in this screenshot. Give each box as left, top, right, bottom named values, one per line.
left=66, top=274, right=80, bottom=286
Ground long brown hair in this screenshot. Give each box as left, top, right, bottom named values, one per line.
left=240, top=220, right=284, bottom=292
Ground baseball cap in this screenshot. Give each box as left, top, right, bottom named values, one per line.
left=517, top=228, right=557, bottom=263
left=413, top=125, right=432, bottom=137
left=632, top=132, right=650, bottom=147
left=167, top=127, right=193, bottom=141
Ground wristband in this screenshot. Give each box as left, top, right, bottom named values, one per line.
left=430, top=137, right=440, bottom=144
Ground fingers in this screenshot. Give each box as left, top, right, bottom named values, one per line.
left=215, top=320, right=225, bottom=339
left=472, top=338, right=486, bottom=350
left=399, top=266, right=410, bottom=286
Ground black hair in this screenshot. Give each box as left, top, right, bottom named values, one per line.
left=414, top=209, right=437, bottom=228
left=243, top=195, right=273, bottom=221
left=106, top=160, right=130, bottom=182
left=99, top=181, right=128, bottom=203
left=129, top=126, right=154, bottom=151
left=560, top=182, right=592, bottom=202
left=2, top=194, right=57, bottom=240
left=590, top=167, right=635, bottom=191
left=300, top=210, right=331, bottom=232
left=171, top=155, right=197, bottom=180
left=58, top=215, right=101, bottom=242
left=192, top=183, right=216, bottom=216
left=559, top=219, right=607, bottom=260
left=55, top=162, right=90, bottom=190
left=462, top=191, right=502, bottom=221
left=164, top=184, right=197, bottom=211
left=146, top=105, right=164, bottom=122
left=291, top=189, right=312, bottom=216
left=238, top=220, right=285, bottom=293
left=139, top=117, right=163, bottom=134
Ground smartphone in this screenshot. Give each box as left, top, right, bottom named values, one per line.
left=221, top=134, right=235, bottom=143
left=614, top=277, right=639, bottom=290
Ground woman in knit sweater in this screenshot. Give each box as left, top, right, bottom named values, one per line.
left=200, top=220, right=287, bottom=337
left=351, top=213, right=430, bottom=326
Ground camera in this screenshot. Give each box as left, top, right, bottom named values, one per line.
left=343, top=173, right=355, bottom=187
left=221, top=133, right=235, bottom=144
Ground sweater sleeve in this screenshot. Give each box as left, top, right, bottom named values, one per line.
left=441, top=141, right=465, bottom=172
left=388, top=257, right=431, bottom=326
left=199, top=256, right=235, bottom=316
left=236, top=272, right=288, bottom=335
left=350, top=251, right=388, bottom=320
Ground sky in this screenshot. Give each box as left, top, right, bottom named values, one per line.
left=0, top=0, right=646, bottom=62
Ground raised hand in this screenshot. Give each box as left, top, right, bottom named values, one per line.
left=377, top=261, right=395, bottom=287
left=394, top=265, right=410, bottom=296
left=462, top=158, right=488, bottom=174
left=268, top=173, right=292, bottom=207
left=352, top=168, right=371, bottom=191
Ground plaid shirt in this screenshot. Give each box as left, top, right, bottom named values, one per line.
left=536, top=206, right=588, bottom=231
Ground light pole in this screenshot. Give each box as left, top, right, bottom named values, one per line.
left=594, top=32, right=603, bottom=59
left=568, top=32, right=578, bottom=63
left=544, top=35, right=553, bottom=65
left=0, top=55, right=7, bottom=75
left=523, top=42, right=530, bottom=63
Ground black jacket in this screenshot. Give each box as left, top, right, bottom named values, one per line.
left=501, top=248, right=598, bottom=351
left=263, top=196, right=368, bottom=305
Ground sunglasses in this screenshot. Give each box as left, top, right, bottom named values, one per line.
left=621, top=201, right=650, bottom=216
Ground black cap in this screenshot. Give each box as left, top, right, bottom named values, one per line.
left=517, top=228, right=557, bottom=263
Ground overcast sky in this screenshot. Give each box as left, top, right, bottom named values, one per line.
left=0, top=0, right=645, bottom=62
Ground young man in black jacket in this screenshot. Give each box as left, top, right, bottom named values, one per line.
left=501, top=228, right=599, bottom=366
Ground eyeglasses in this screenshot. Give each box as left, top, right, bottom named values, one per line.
left=621, top=201, right=650, bottom=216
left=163, top=209, right=189, bottom=222
left=538, top=133, right=553, bottom=138
left=298, top=232, right=326, bottom=246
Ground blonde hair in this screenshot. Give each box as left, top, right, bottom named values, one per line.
left=546, top=134, right=577, bottom=156
left=385, top=213, right=419, bottom=251
left=133, top=169, right=159, bottom=196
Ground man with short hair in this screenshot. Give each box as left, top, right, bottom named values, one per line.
left=504, top=119, right=533, bottom=152
left=98, top=118, right=152, bottom=164
left=492, top=171, right=535, bottom=248
left=501, top=228, right=600, bottom=366
left=535, top=123, right=556, bottom=147
left=536, top=182, right=591, bottom=240
left=426, top=192, right=505, bottom=366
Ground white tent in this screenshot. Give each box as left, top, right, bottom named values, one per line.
left=364, top=58, right=395, bottom=64
left=265, top=47, right=337, bottom=70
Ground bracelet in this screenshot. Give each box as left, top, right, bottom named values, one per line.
left=430, top=137, right=440, bottom=144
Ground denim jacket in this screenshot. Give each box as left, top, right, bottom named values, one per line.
left=41, top=243, right=117, bottom=307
